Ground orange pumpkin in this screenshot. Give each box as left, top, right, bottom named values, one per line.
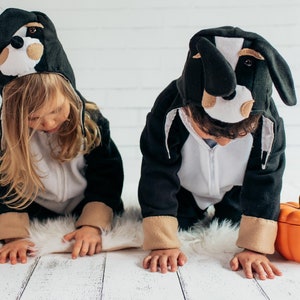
left=275, top=196, right=300, bottom=262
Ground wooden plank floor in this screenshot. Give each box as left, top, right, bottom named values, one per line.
left=1, top=249, right=299, bottom=300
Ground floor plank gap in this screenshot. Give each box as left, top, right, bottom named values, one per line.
left=253, top=278, right=271, bottom=300
left=16, top=257, right=40, bottom=300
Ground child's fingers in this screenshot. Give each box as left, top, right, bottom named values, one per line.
left=230, top=256, right=239, bottom=271
left=79, top=241, right=90, bottom=257
left=87, top=240, right=103, bottom=256
left=142, top=255, right=151, bottom=269
left=270, top=262, right=282, bottom=277
left=167, top=255, right=178, bottom=272
left=72, top=240, right=90, bottom=258
left=158, top=255, right=169, bottom=273
left=0, top=250, right=8, bottom=264
left=95, top=242, right=102, bottom=254
left=251, top=262, right=266, bottom=280
left=9, top=250, right=18, bottom=265
left=63, top=232, right=73, bottom=241
left=149, top=255, right=160, bottom=272
left=178, top=252, right=187, bottom=266
left=18, top=248, right=28, bottom=264
left=71, top=240, right=83, bottom=259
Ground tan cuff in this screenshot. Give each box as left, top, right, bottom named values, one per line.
left=0, top=212, right=30, bottom=240
left=236, top=215, right=277, bottom=254
left=75, top=202, right=113, bottom=231
left=142, top=216, right=180, bottom=250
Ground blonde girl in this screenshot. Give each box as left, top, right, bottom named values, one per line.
left=0, top=8, right=123, bottom=264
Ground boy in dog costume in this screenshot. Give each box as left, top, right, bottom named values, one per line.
left=0, top=8, right=124, bottom=264
left=138, top=26, right=297, bottom=280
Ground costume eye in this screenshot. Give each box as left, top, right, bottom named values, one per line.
left=244, top=59, right=253, bottom=67
left=28, top=27, right=37, bottom=34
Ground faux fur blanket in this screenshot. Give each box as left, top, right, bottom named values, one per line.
left=24, top=206, right=240, bottom=258
left=2, top=183, right=297, bottom=259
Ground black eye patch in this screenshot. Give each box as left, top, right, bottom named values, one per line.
left=239, top=56, right=257, bottom=68
left=26, top=26, right=43, bottom=38
left=28, top=27, right=37, bottom=34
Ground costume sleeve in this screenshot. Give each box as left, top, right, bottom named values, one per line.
left=0, top=203, right=30, bottom=240
left=138, top=82, right=186, bottom=250
left=75, top=201, right=113, bottom=231
left=237, top=108, right=285, bottom=254
left=83, top=109, right=124, bottom=227
left=0, top=213, right=30, bottom=241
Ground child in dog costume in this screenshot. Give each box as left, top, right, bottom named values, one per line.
left=0, top=8, right=124, bottom=264
left=138, top=26, right=297, bottom=280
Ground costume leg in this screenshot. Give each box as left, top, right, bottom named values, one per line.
left=213, top=186, right=242, bottom=224
left=177, top=187, right=207, bottom=230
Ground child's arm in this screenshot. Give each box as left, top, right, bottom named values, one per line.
left=83, top=109, right=124, bottom=211
left=78, top=109, right=124, bottom=232
left=237, top=113, right=285, bottom=255
left=68, top=111, right=123, bottom=257
left=233, top=112, right=285, bottom=279
left=138, top=82, right=188, bottom=268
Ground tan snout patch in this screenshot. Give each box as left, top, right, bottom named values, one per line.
left=240, top=100, right=254, bottom=118
left=0, top=48, right=9, bottom=65
left=202, top=90, right=216, bottom=108
left=192, top=53, right=201, bottom=59
left=27, top=43, right=44, bottom=60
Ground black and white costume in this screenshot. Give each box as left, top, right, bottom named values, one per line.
left=138, top=27, right=297, bottom=254
left=0, top=8, right=123, bottom=241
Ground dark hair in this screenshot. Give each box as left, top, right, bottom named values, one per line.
left=185, top=104, right=261, bottom=139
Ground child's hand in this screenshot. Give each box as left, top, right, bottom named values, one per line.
left=230, top=249, right=282, bottom=280
left=63, top=225, right=102, bottom=259
left=143, top=248, right=187, bottom=273
left=0, top=239, right=35, bottom=264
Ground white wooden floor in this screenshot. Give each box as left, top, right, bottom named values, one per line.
left=1, top=248, right=299, bottom=300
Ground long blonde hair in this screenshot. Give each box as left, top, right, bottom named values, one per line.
left=0, top=73, right=101, bottom=209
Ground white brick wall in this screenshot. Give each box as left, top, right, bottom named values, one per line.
left=1, top=0, right=299, bottom=199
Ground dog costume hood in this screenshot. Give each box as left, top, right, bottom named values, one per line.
left=0, top=8, right=77, bottom=93
left=0, top=8, right=86, bottom=132
left=177, top=26, right=297, bottom=123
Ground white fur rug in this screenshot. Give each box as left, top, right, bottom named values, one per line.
left=24, top=206, right=240, bottom=258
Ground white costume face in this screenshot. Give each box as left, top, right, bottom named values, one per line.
left=198, top=37, right=262, bottom=123
left=0, top=23, right=44, bottom=77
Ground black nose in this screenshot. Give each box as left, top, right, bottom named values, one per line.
left=10, top=36, right=24, bottom=49
left=223, top=90, right=236, bottom=100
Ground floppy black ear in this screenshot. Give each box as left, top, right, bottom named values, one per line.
left=254, top=39, right=297, bottom=106
left=195, top=37, right=236, bottom=97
